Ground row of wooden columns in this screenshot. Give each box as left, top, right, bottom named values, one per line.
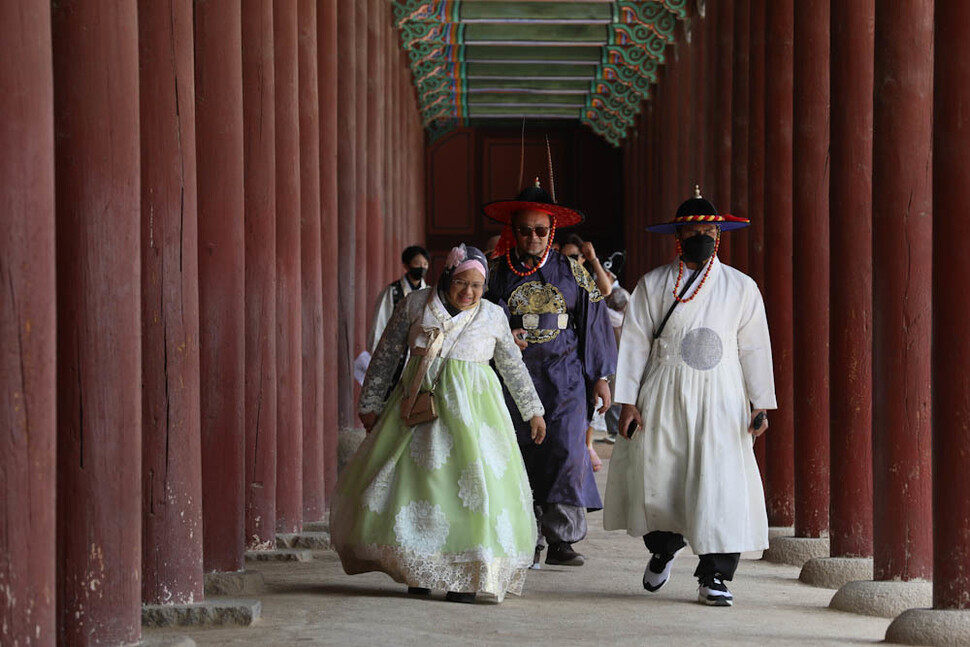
left=0, top=0, right=425, bottom=644
left=622, top=0, right=968, bottom=611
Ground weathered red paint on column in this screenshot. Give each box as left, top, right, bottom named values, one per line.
left=336, top=0, right=360, bottom=436
left=139, top=0, right=205, bottom=604
left=366, top=0, right=386, bottom=303
left=0, top=1, right=55, bottom=643
left=52, top=1, right=142, bottom=643
left=299, top=0, right=325, bottom=521
left=934, top=0, right=970, bottom=609
left=320, top=0, right=341, bottom=501
left=829, top=0, right=874, bottom=559
left=764, top=0, right=795, bottom=528
left=729, top=0, right=750, bottom=276
left=872, top=0, right=934, bottom=583
left=243, top=0, right=278, bottom=547
left=195, top=0, right=246, bottom=573
left=713, top=0, right=734, bottom=266
left=792, top=0, right=830, bottom=539
left=354, top=0, right=370, bottom=357
left=275, top=0, right=303, bottom=534
left=747, top=0, right=768, bottom=482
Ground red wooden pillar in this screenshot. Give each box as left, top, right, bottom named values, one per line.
left=336, top=0, right=360, bottom=437
left=792, top=0, right=830, bottom=539
left=0, top=1, right=55, bottom=643
left=829, top=0, right=874, bottom=559
left=713, top=0, right=734, bottom=265
left=729, top=0, right=750, bottom=275
left=320, top=0, right=340, bottom=501
left=871, top=0, right=933, bottom=583
left=367, top=0, right=386, bottom=307
left=764, top=0, right=795, bottom=528
left=139, top=0, right=205, bottom=604
left=300, top=0, right=325, bottom=521
left=747, top=0, right=768, bottom=481
left=275, top=0, right=303, bottom=534
left=195, top=0, right=246, bottom=574
left=52, top=1, right=142, bottom=643
left=933, top=0, right=970, bottom=610
left=354, top=0, right=370, bottom=358
left=242, top=0, right=278, bottom=547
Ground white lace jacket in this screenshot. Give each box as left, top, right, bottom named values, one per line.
left=359, top=288, right=545, bottom=422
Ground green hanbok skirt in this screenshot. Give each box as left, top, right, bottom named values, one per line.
left=330, top=358, right=537, bottom=602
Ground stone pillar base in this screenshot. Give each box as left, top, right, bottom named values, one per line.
left=338, top=427, right=366, bottom=472
left=769, top=526, right=795, bottom=539
left=830, top=580, right=933, bottom=618
left=277, top=531, right=331, bottom=550
left=244, top=548, right=313, bottom=562
left=142, top=600, right=261, bottom=627
left=203, top=570, right=265, bottom=597
left=303, top=520, right=329, bottom=533
left=799, top=556, right=873, bottom=589
left=885, top=608, right=970, bottom=645
left=141, top=636, right=197, bottom=647
left=763, top=535, right=830, bottom=567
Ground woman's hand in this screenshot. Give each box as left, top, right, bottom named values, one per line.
left=592, top=378, right=612, bottom=413
left=360, top=412, right=378, bottom=433
left=530, top=416, right=546, bottom=445
left=618, top=403, right=642, bottom=439
left=581, top=241, right=598, bottom=264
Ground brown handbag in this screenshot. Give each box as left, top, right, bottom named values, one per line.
left=400, top=296, right=479, bottom=427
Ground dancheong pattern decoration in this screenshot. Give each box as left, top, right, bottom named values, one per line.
left=391, top=0, right=691, bottom=145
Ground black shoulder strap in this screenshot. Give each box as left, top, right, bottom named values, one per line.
left=653, top=264, right=703, bottom=340
left=391, top=280, right=405, bottom=306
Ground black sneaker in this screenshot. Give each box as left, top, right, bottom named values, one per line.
left=697, top=575, right=734, bottom=606
left=642, top=548, right=682, bottom=592
left=545, top=542, right=585, bottom=566
left=445, top=591, right=477, bottom=604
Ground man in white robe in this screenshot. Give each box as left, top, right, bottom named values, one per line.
left=604, top=188, right=776, bottom=607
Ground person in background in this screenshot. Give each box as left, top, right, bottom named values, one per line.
left=333, top=244, right=545, bottom=604
left=602, top=287, right=631, bottom=444
left=560, top=234, right=613, bottom=298
left=560, top=234, right=613, bottom=470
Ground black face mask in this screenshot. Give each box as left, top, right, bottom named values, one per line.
left=680, top=234, right=716, bottom=264
left=407, top=266, right=427, bottom=282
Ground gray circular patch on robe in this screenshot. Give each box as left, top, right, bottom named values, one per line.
left=681, top=327, right=723, bottom=371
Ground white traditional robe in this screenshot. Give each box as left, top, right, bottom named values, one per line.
left=368, top=275, right=426, bottom=353
left=603, top=258, right=776, bottom=554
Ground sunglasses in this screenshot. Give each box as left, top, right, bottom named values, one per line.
left=515, top=225, right=550, bottom=238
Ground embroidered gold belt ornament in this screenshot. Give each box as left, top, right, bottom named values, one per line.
left=521, top=313, right=569, bottom=330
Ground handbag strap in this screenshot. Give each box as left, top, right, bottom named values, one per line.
left=426, top=300, right=480, bottom=391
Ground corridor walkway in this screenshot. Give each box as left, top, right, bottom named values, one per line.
left=145, top=460, right=891, bottom=646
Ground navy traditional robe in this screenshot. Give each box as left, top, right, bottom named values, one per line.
left=487, top=250, right=618, bottom=510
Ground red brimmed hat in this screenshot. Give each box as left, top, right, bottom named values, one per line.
left=647, top=186, right=750, bottom=234
left=483, top=178, right=585, bottom=228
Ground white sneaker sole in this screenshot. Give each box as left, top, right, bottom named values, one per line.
left=698, top=592, right=734, bottom=607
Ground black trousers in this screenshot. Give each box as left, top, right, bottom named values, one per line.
left=643, top=531, right=741, bottom=581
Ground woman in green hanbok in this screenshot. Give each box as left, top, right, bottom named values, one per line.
left=331, top=244, right=546, bottom=604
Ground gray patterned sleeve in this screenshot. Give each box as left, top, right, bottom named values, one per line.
left=358, top=292, right=412, bottom=416
left=492, top=314, right=545, bottom=421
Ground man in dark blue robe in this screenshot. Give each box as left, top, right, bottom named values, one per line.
left=484, top=181, right=617, bottom=567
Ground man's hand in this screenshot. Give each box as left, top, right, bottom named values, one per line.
left=618, top=403, right=642, bottom=439
left=511, top=327, right=528, bottom=350
left=592, top=379, right=612, bottom=414
left=748, top=409, right=769, bottom=437
left=360, top=411, right=378, bottom=433
left=530, top=416, right=546, bottom=444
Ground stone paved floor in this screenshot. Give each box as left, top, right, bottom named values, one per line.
left=146, top=454, right=892, bottom=646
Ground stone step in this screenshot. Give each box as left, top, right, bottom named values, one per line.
left=142, top=599, right=261, bottom=628
left=244, top=548, right=313, bottom=563
left=276, top=531, right=331, bottom=550
left=302, top=520, right=329, bottom=533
